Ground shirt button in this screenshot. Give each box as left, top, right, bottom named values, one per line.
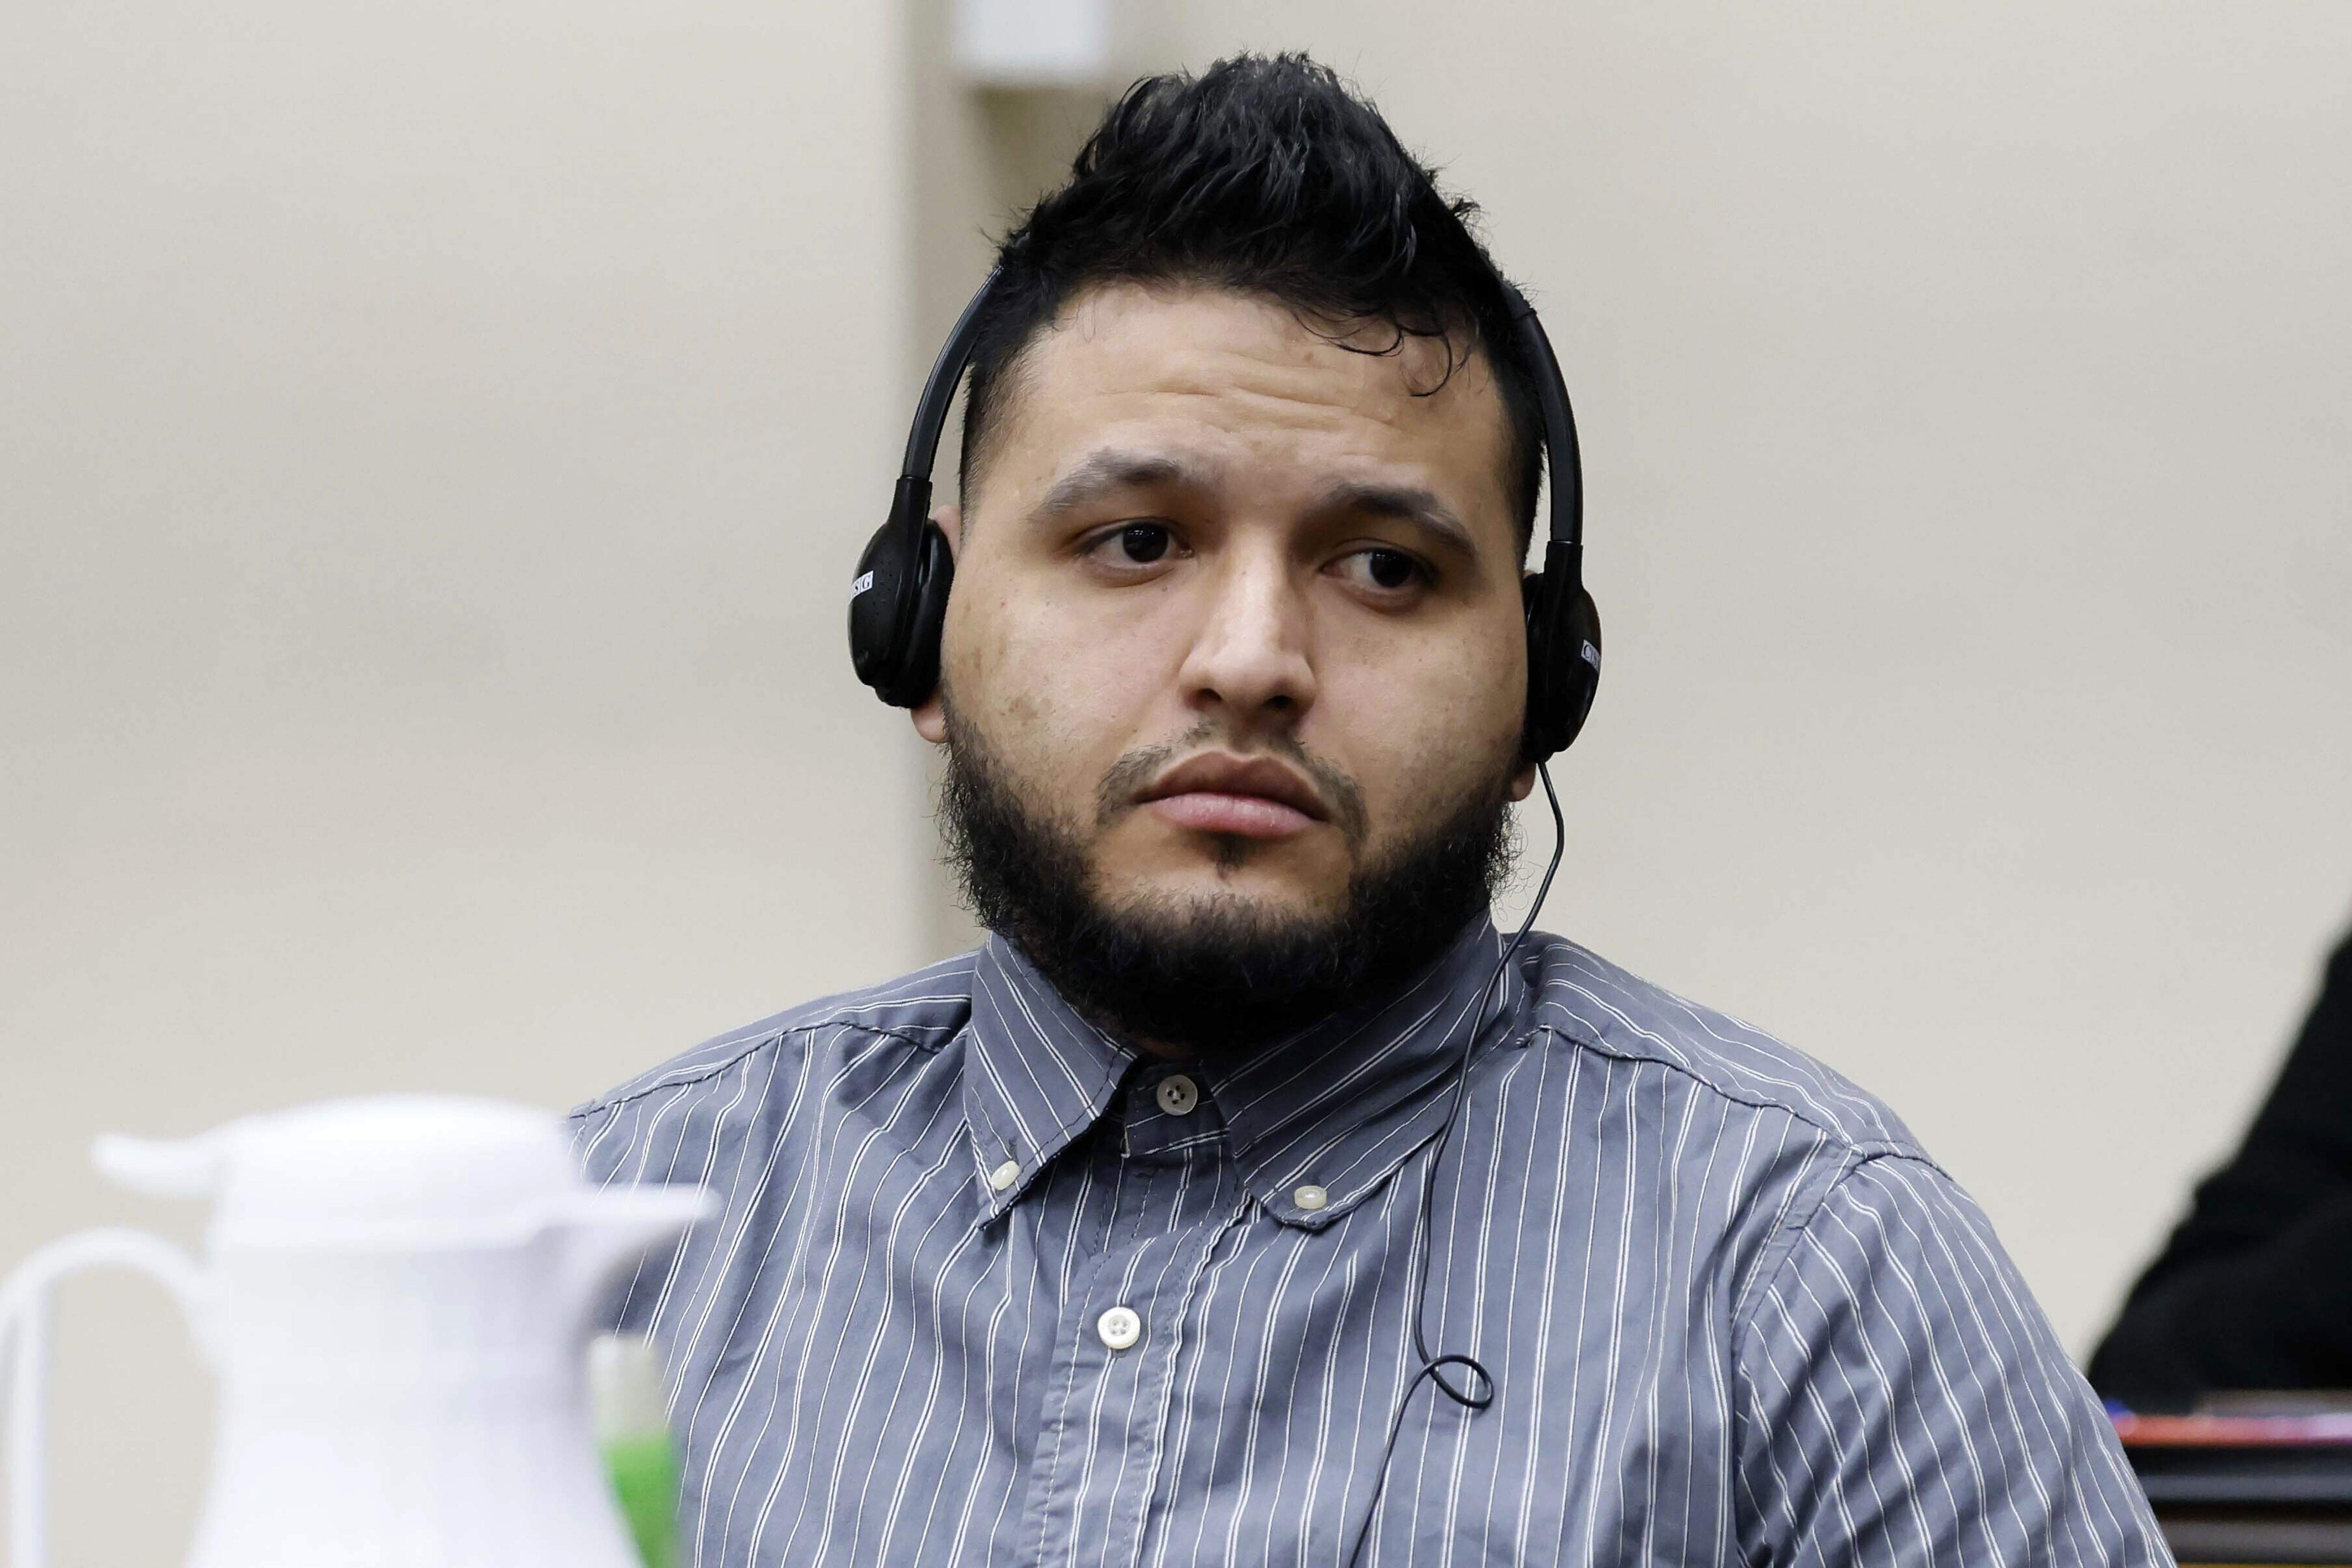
left=1294, top=1184, right=1329, bottom=1212
left=988, top=1160, right=1020, bottom=1192
left=1096, top=1306, right=1143, bottom=1351
left=1154, top=1074, right=1200, bottom=1116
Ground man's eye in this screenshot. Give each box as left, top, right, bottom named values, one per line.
left=1084, top=522, right=1179, bottom=569
left=1336, top=547, right=1429, bottom=592
left=1117, top=523, right=1172, bottom=564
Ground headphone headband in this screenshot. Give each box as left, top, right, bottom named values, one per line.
left=901, top=267, right=1005, bottom=484
left=1497, top=283, right=1583, bottom=556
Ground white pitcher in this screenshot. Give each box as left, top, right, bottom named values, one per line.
left=0, top=1095, right=713, bottom=1568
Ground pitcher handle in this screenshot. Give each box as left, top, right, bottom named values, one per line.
left=0, top=1229, right=206, bottom=1568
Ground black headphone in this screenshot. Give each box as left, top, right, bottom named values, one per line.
left=848, top=269, right=1602, bottom=761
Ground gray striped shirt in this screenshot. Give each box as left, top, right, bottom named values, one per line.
left=569, top=918, right=2167, bottom=1566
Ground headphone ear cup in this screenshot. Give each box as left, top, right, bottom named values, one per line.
left=848, top=517, right=910, bottom=697
left=848, top=493, right=956, bottom=709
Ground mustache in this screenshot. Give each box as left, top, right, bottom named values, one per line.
left=1094, top=722, right=1371, bottom=846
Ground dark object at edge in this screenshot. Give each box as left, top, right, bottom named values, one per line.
left=2091, top=924, right=2352, bottom=1406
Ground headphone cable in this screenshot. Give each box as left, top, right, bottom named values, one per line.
left=1341, top=760, right=1566, bottom=1568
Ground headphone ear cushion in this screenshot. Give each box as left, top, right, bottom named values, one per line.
left=1522, top=579, right=1602, bottom=762
left=1555, top=589, right=1601, bottom=749
left=883, top=521, right=955, bottom=708
left=1521, top=578, right=1555, bottom=760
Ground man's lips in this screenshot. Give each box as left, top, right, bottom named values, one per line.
left=1135, top=755, right=1326, bottom=840
left=1144, top=792, right=1317, bottom=838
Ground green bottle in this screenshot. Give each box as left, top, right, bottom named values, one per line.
left=592, top=1334, right=682, bottom=1568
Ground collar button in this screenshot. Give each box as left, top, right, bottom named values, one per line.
left=1154, top=1074, right=1200, bottom=1116
left=988, top=1160, right=1021, bottom=1192
left=1293, top=1184, right=1329, bottom=1212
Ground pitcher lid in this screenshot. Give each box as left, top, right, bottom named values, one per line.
left=97, top=1094, right=600, bottom=1250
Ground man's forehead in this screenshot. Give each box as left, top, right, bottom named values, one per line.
left=1030, top=281, right=1483, bottom=413
left=985, top=281, right=1516, bottom=526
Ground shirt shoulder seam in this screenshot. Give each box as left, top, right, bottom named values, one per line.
left=1726, top=1144, right=1951, bottom=1344
left=1528, top=1021, right=1948, bottom=1322
left=1533, top=1020, right=1934, bottom=1168
left=567, top=1016, right=951, bottom=1122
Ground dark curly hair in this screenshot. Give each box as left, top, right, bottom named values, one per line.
left=956, top=53, right=1545, bottom=550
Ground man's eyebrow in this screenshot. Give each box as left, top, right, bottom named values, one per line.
left=1318, top=480, right=1481, bottom=559
left=1030, top=450, right=1197, bottom=523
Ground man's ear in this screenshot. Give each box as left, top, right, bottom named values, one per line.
left=909, top=501, right=961, bottom=745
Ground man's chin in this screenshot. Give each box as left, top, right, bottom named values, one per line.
left=1090, top=873, right=1349, bottom=939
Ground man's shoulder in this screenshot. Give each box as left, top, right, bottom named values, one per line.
left=569, top=949, right=983, bottom=1124
left=1522, top=931, right=1931, bottom=1163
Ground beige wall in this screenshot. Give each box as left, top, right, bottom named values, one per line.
left=1, top=2, right=918, bottom=1559
left=3, top=3, right=2349, bottom=1562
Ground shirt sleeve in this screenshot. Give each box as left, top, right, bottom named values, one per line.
left=1733, top=1152, right=2170, bottom=1567
left=568, top=1080, right=728, bottom=1339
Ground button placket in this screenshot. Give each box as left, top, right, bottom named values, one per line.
left=1017, top=1087, right=1228, bottom=1568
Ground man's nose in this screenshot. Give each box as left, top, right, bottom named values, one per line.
left=1174, top=550, right=1318, bottom=729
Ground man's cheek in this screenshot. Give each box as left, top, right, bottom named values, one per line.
left=967, top=610, right=1058, bottom=731
left=1042, top=648, right=1157, bottom=750
left=1385, top=734, right=1505, bottom=839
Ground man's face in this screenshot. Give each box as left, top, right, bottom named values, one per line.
left=916, top=281, right=1533, bottom=952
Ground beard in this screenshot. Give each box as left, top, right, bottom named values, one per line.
left=939, top=710, right=1518, bottom=1057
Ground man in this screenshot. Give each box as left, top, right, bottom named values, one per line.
left=572, top=54, right=2165, bottom=1566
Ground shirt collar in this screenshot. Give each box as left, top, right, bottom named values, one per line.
left=960, top=937, right=1136, bottom=1216
left=960, top=916, right=1523, bottom=1227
